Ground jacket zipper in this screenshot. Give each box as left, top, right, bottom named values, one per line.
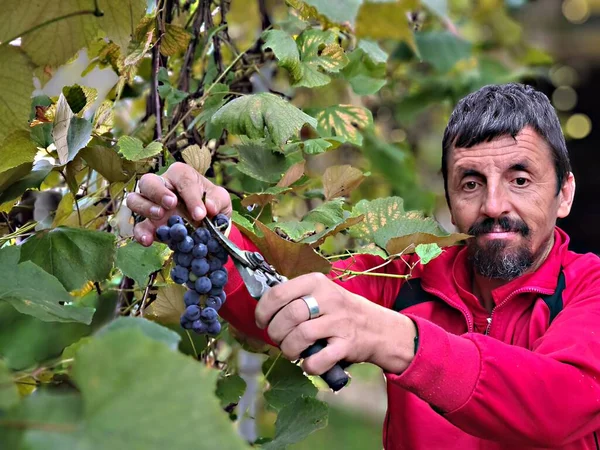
left=423, top=286, right=474, bottom=332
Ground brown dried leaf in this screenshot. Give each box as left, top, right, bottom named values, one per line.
left=277, top=161, right=306, bottom=188
left=386, top=232, right=471, bottom=255
left=182, top=144, right=212, bottom=175
left=323, top=164, right=365, bottom=200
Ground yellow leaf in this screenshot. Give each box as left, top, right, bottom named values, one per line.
left=182, top=144, right=212, bottom=175
left=356, top=0, right=419, bottom=52
left=160, top=24, right=192, bottom=57
left=145, top=283, right=187, bottom=325
left=323, top=164, right=365, bottom=200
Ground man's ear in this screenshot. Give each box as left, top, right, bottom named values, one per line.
left=557, top=172, right=576, bottom=218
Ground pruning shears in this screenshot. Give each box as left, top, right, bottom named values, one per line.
left=203, top=217, right=350, bottom=392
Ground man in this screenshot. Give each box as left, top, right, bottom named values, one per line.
left=127, top=83, right=600, bottom=449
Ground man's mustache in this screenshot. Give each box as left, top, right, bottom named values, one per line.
left=468, top=216, right=530, bottom=237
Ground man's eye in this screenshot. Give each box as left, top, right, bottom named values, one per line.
left=514, top=177, right=529, bottom=186
left=464, top=181, right=477, bottom=190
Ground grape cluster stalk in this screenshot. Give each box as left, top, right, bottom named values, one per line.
left=155, top=214, right=230, bottom=336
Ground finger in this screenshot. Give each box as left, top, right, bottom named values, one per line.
left=133, top=219, right=159, bottom=247
left=255, top=273, right=329, bottom=329
left=126, top=193, right=165, bottom=221
left=301, top=337, right=347, bottom=376
left=267, top=299, right=313, bottom=344
left=167, top=163, right=210, bottom=221
left=139, top=173, right=178, bottom=210
left=279, top=315, right=337, bottom=361
left=204, top=184, right=233, bottom=218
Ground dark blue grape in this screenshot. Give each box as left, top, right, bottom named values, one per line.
left=177, top=236, right=194, bottom=253
left=208, top=257, right=223, bottom=272
left=156, top=225, right=171, bottom=242
left=168, top=215, right=184, bottom=227
left=194, top=276, right=212, bottom=294
left=192, top=243, right=208, bottom=258
left=168, top=240, right=179, bottom=251
left=180, top=316, right=194, bottom=329
left=209, top=269, right=228, bottom=288
left=215, top=248, right=229, bottom=264
left=217, top=290, right=226, bottom=303
left=209, top=286, right=223, bottom=296
left=205, top=296, right=222, bottom=310
left=200, top=307, right=218, bottom=323
left=184, top=289, right=200, bottom=307
left=191, top=258, right=210, bottom=277
left=169, top=224, right=188, bottom=242
left=206, top=321, right=222, bottom=336
left=170, top=265, right=189, bottom=284
left=175, top=252, right=193, bottom=268
left=185, top=305, right=201, bottom=321
left=185, top=280, right=196, bottom=290
left=214, top=214, right=229, bottom=228
left=192, top=228, right=210, bottom=245
left=192, top=320, right=208, bottom=334
left=207, top=237, right=221, bottom=254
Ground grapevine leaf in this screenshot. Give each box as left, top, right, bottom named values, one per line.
left=356, top=0, right=419, bottom=51
left=277, top=161, right=306, bottom=188
left=96, top=0, right=147, bottom=52
left=193, top=83, right=228, bottom=140
left=415, top=243, right=443, bottom=265
left=0, top=246, right=94, bottom=324
left=236, top=141, right=304, bottom=184
left=0, top=292, right=117, bottom=370
left=30, top=123, right=54, bottom=148
left=323, top=164, right=365, bottom=200
left=0, top=328, right=249, bottom=449
left=0, top=160, right=53, bottom=205
left=52, top=94, right=93, bottom=165
left=0, top=359, right=19, bottom=410
left=62, top=85, right=98, bottom=115
left=312, top=105, right=373, bottom=146
left=241, top=187, right=291, bottom=208
left=211, top=93, right=317, bottom=145
left=358, top=39, right=388, bottom=64
left=0, top=130, right=39, bottom=175
left=182, top=144, right=211, bottom=175
left=231, top=211, right=255, bottom=233
left=415, top=31, right=472, bottom=73
left=341, top=45, right=387, bottom=95
left=262, top=29, right=302, bottom=79
left=238, top=222, right=331, bottom=279
left=262, top=397, right=328, bottom=450
left=422, top=0, right=448, bottom=18
left=80, top=145, right=132, bottom=183
left=145, top=284, right=187, bottom=325
left=115, top=241, right=169, bottom=287
left=303, top=215, right=365, bottom=247
left=216, top=375, right=247, bottom=408
left=262, top=356, right=318, bottom=412
left=302, top=0, right=363, bottom=26
left=267, top=221, right=316, bottom=242
left=19, top=227, right=116, bottom=292
left=97, top=317, right=181, bottom=351
left=0, top=46, right=34, bottom=142
left=349, top=197, right=470, bottom=255
left=160, top=23, right=192, bottom=56
left=118, top=136, right=163, bottom=161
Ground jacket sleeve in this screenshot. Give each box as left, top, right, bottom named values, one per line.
left=386, top=265, right=600, bottom=447
left=219, top=224, right=407, bottom=347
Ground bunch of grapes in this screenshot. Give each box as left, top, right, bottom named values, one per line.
left=155, top=213, right=230, bottom=336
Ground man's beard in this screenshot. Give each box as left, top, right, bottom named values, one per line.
left=467, top=216, right=533, bottom=281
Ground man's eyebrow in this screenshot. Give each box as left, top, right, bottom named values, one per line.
left=509, top=162, right=529, bottom=172
left=457, top=168, right=484, bottom=179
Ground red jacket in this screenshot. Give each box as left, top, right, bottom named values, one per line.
left=220, top=225, right=600, bottom=449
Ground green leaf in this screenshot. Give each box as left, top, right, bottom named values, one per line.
left=415, top=31, right=472, bottom=73
left=422, top=0, right=448, bottom=18
left=192, top=83, right=228, bottom=140
left=52, top=94, right=93, bottom=165
left=358, top=39, right=388, bottom=64
left=31, top=123, right=53, bottom=148
left=312, top=105, right=373, bottom=146
left=62, top=84, right=97, bottom=115
left=341, top=46, right=387, bottom=95
left=356, top=0, right=419, bottom=51
left=415, top=243, right=442, bottom=265
left=263, top=29, right=348, bottom=88
left=211, top=93, right=317, bottom=145
left=0, top=292, right=117, bottom=370
left=80, top=144, right=132, bottom=182
left=0, top=46, right=33, bottom=142
left=236, top=141, right=304, bottom=184
left=19, top=227, right=116, bottom=292
left=0, top=160, right=52, bottom=204
left=160, top=23, right=192, bottom=56
left=302, top=138, right=334, bottom=155
left=262, top=356, right=317, bottom=412
left=115, top=241, right=168, bottom=286
left=0, top=328, right=249, bottom=450
left=0, top=0, right=145, bottom=67
left=118, top=136, right=163, bottom=161
left=97, top=317, right=181, bottom=350
left=349, top=197, right=470, bottom=255
left=262, top=397, right=328, bottom=450
left=216, top=374, right=247, bottom=408
left=0, top=130, right=39, bottom=175
left=303, top=0, right=363, bottom=26
left=0, top=359, right=19, bottom=410
left=0, top=246, right=95, bottom=324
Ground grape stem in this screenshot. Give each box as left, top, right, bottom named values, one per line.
left=138, top=272, right=158, bottom=316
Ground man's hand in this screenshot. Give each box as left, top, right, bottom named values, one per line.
left=126, top=162, right=232, bottom=246
left=255, top=272, right=418, bottom=375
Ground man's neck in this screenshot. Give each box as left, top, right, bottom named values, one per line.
left=472, top=234, right=556, bottom=313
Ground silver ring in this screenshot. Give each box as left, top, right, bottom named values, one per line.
left=301, top=295, right=321, bottom=320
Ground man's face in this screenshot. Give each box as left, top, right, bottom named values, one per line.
left=447, top=127, right=574, bottom=280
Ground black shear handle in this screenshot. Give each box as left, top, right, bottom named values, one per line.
left=300, top=340, right=350, bottom=391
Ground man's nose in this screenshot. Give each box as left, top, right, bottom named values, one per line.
left=480, top=183, right=511, bottom=218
